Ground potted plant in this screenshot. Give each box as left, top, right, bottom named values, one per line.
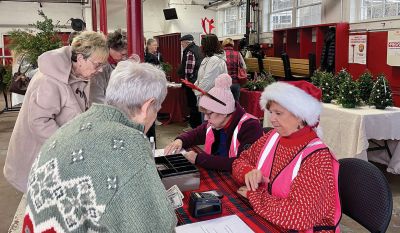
left=161, top=62, right=173, bottom=81
left=0, top=64, right=12, bottom=92
left=244, top=72, right=275, bottom=91
left=7, top=10, right=62, bottom=67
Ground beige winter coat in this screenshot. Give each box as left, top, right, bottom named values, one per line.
left=3, top=46, right=89, bottom=193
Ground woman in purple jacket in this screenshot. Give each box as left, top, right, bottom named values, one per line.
left=164, top=74, right=263, bottom=172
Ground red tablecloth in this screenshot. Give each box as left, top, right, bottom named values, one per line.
left=239, top=88, right=264, bottom=119
left=159, top=87, right=188, bottom=124
left=176, top=165, right=281, bottom=232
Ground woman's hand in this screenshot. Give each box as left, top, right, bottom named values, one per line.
left=164, top=139, right=183, bottom=155
left=184, top=151, right=198, bottom=164
left=237, top=186, right=248, bottom=198
left=244, top=169, right=269, bottom=191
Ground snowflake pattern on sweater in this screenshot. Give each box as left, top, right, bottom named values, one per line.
left=27, top=155, right=105, bottom=232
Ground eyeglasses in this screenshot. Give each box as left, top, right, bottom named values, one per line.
left=87, top=58, right=106, bottom=71
left=201, top=110, right=216, bottom=118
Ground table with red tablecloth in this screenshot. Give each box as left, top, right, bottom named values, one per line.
left=239, top=88, right=264, bottom=119
left=159, top=86, right=188, bottom=124
left=175, top=163, right=281, bottom=232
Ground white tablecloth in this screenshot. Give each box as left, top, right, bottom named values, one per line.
left=263, top=103, right=400, bottom=174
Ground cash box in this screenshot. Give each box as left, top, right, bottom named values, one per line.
left=155, top=154, right=200, bottom=192
left=189, top=192, right=222, bottom=218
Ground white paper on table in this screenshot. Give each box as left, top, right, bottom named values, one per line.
left=175, top=215, right=254, bottom=233
left=154, top=149, right=187, bottom=157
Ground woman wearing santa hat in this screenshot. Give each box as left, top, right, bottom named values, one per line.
left=232, top=81, right=341, bottom=232
left=164, top=74, right=263, bottom=172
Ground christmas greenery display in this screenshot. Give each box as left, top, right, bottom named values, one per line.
left=319, top=72, right=335, bottom=103
left=0, top=64, right=12, bottom=91
left=244, top=72, right=275, bottom=91
left=338, top=74, right=361, bottom=108
left=161, top=62, right=172, bottom=75
left=357, top=70, right=374, bottom=103
left=7, top=10, right=62, bottom=67
left=334, top=69, right=351, bottom=97
left=310, top=70, right=323, bottom=87
left=369, top=74, right=393, bottom=109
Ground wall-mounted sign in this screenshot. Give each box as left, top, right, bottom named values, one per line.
left=349, top=35, right=367, bottom=65
left=387, top=30, right=400, bottom=66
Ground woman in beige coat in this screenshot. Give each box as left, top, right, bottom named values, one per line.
left=3, top=31, right=109, bottom=193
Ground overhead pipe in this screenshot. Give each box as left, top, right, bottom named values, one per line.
left=99, top=0, right=107, bottom=34
left=203, top=0, right=229, bottom=9
left=91, top=0, right=97, bottom=31
left=126, top=0, right=144, bottom=59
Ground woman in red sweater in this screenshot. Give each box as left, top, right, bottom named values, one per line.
left=232, top=81, right=341, bottom=232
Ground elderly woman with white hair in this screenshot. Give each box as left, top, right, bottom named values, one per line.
left=22, top=61, right=177, bottom=232
left=232, top=81, right=341, bottom=232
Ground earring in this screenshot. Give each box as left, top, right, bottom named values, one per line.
left=297, top=125, right=301, bottom=130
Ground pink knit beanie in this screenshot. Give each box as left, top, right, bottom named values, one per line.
left=199, top=74, right=235, bottom=114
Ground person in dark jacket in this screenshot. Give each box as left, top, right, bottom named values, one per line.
left=164, top=74, right=263, bottom=172
left=144, top=38, right=163, bottom=142
left=177, top=34, right=203, bottom=128
left=320, top=27, right=336, bottom=73
left=144, top=38, right=163, bottom=66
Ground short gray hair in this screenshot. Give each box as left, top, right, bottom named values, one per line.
left=105, top=61, right=167, bottom=116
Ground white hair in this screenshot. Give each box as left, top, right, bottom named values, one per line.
left=105, top=60, right=167, bottom=116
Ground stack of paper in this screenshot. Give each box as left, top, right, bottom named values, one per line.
left=175, top=215, right=254, bottom=233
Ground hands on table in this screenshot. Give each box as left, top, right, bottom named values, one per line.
left=164, top=139, right=183, bottom=155
left=164, top=139, right=197, bottom=164
left=237, top=169, right=269, bottom=198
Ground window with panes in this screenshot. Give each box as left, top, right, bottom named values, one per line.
left=360, top=0, right=400, bottom=20
left=219, top=5, right=247, bottom=36
left=264, top=0, right=321, bottom=31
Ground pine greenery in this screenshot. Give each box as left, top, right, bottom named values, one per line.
left=334, top=69, right=351, bottom=97
left=369, top=74, right=393, bottom=109
left=319, top=72, right=335, bottom=103
left=357, top=70, right=374, bottom=103
left=244, top=72, right=275, bottom=91
left=338, top=73, right=361, bottom=108
left=7, top=10, right=62, bottom=67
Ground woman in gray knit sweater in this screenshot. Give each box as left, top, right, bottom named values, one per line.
left=23, top=61, right=177, bottom=232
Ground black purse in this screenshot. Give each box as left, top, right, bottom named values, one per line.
left=9, top=57, right=31, bottom=95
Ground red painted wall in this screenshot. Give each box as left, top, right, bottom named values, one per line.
left=347, top=31, right=400, bottom=106
left=155, top=33, right=182, bottom=83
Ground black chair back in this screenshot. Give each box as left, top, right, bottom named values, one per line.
left=281, top=52, right=293, bottom=80
left=339, top=158, right=392, bottom=233
left=308, top=53, right=316, bottom=77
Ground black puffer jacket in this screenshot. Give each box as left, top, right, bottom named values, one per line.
left=320, top=27, right=336, bottom=73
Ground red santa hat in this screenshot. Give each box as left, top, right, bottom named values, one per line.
left=260, top=81, right=323, bottom=137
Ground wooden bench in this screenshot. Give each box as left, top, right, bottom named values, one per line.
left=244, top=58, right=259, bottom=73
left=281, top=53, right=315, bottom=80
left=263, top=57, right=285, bottom=78
left=245, top=55, right=314, bottom=81
left=290, top=58, right=310, bottom=77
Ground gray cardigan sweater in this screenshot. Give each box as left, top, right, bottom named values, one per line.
left=24, top=104, right=177, bottom=232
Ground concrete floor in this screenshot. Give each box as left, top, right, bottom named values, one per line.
left=0, top=108, right=399, bottom=232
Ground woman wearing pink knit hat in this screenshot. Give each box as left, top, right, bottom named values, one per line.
left=232, top=81, right=341, bottom=232
left=164, top=74, right=263, bottom=172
